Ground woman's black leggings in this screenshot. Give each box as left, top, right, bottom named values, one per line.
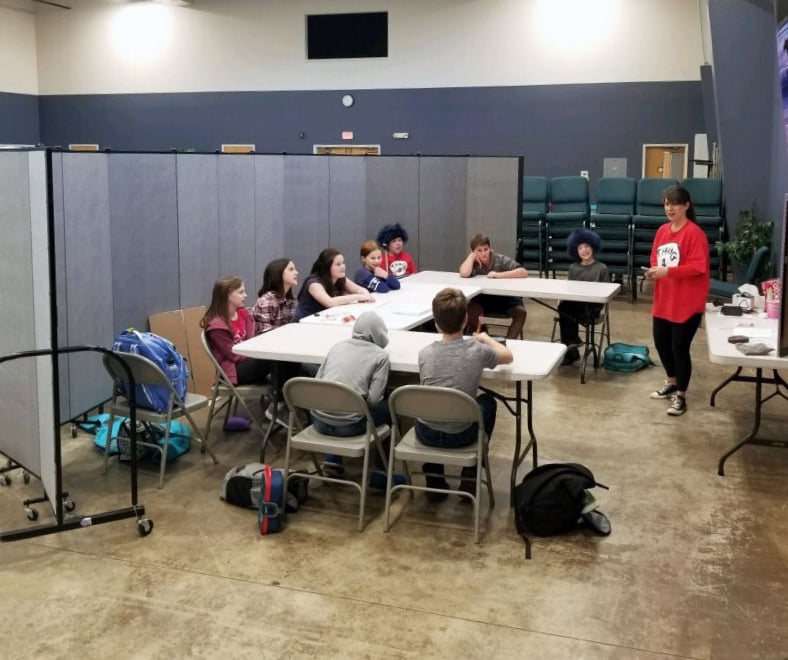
left=652, top=313, right=703, bottom=392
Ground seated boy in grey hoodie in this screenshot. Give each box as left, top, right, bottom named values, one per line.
left=311, top=312, right=405, bottom=487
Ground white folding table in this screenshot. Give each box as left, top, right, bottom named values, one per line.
left=705, top=308, right=788, bottom=475
left=234, top=324, right=565, bottom=502
left=297, top=281, right=482, bottom=331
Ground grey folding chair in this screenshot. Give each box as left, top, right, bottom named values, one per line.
left=282, top=377, right=391, bottom=532
left=102, top=352, right=217, bottom=488
left=200, top=331, right=274, bottom=461
left=384, top=385, right=495, bottom=543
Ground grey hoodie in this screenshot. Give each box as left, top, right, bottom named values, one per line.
left=313, top=311, right=390, bottom=427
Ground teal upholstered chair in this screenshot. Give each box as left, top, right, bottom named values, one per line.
left=709, top=246, right=770, bottom=299
left=681, top=178, right=725, bottom=279
left=546, top=176, right=590, bottom=275
left=590, top=177, right=636, bottom=300
left=631, top=178, right=678, bottom=295
left=519, top=176, right=549, bottom=277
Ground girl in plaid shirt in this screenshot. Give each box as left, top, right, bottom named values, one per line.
left=252, top=258, right=298, bottom=335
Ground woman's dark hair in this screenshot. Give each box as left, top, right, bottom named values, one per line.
left=200, top=275, right=244, bottom=329
left=258, top=257, right=294, bottom=300
left=299, top=248, right=344, bottom=300
left=662, top=184, right=696, bottom=221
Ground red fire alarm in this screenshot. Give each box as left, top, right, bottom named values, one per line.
left=341, top=131, right=354, bottom=140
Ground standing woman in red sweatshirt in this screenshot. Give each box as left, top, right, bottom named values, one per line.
left=644, top=185, right=710, bottom=416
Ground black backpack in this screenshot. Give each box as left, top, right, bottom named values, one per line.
left=514, top=463, right=609, bottom=559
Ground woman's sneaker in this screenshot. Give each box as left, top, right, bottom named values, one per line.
left=650, top=382, right=678, bottom=399
left=667, top=395, right=687, bottom=416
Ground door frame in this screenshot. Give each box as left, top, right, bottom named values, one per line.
left=313, top=144, right=381, bottom=155
left=641, top=143, right=689, bottom=178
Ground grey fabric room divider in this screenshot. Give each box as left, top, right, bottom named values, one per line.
left=42, top=152, right=522, bottom=423
left=0, top=150, right=56, bottom=498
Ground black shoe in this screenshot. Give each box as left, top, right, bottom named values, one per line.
left=582, top=510, right=611, bottom=536
left=561, top=348, right=580, bottom=366
left=425, top=477, right=450, bottom=502
left=650, top=382, right=678, bottom=399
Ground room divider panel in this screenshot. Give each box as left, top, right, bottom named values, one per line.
left=10, top=151, right=521, bottom=427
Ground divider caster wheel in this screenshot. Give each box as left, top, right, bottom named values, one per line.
left=71, top=425, right=78, bottom=438
left=25, top=507, right=38, bottom=521
left=23, top=472, right=30, bottom=484
left=63, top=498, right=76, bottom=512
left=0, top=474, right=9, bottom=486
left=137, top=518, right=154, bottom=537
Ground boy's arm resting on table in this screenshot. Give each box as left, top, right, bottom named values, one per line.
left=488, top=267, right=528, bottom=279
left=474, top=332, right=514, bottom=364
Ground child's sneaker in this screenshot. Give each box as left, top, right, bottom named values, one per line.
left=264, top=401, right=288, bottom=427
left=667, top=395, right=687, bottom=416
left=650, top=382, right=678, bottom=399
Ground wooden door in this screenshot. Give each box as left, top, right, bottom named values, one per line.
left=642, top=144, right=687, bottom=178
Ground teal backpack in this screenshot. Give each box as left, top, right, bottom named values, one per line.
left=603, top=343, right=653, bottom=372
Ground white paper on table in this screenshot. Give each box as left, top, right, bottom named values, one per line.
left=733, top=325, right=773, bottom=339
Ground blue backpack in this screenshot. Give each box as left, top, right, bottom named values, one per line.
left=112, top=329, right=189, bottom=412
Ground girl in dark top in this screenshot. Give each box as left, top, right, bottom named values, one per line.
left=353, top=239, right=401, bottom=293
left=294, top=248, right=374, bottom=321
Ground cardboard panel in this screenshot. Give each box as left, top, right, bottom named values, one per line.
left=183, top=306, right=214, bottom=397
left=149, top=306, right=213, bottom=397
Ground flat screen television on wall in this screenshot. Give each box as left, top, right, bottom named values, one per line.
left=306, top=12, right=388, bottom=60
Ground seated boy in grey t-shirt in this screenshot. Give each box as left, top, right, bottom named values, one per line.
left=416, top=288, right=513, bottom=501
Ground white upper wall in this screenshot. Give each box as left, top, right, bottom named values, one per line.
left=0, top=8, right=38, bottom=94
left=27, top=0, right=705, bottom=95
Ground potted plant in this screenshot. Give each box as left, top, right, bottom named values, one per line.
left=716, top=205, right=773, bottom=282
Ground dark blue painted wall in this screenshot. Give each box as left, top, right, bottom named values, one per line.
left=709, top=0, right=788, bottom=246
left=37, top=81, right=705, bottom=195
left=0, top=92, right=40, bottom=145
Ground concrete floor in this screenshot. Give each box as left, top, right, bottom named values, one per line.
left=1, top=294, right=786, bottom=660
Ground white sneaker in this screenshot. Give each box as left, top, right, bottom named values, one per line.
left=666, top=395, right=687, bottom=416
left=264, top=402, right=289, bottom=427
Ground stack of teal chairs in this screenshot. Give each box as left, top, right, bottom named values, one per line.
left=518, top=176, right=549, bottom=277
left=590, top=177, right=635, bottom=301
left=545, top=176, right=590, bottom=276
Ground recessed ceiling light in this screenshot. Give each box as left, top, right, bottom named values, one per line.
left=152, top=0, right=193, bottom=6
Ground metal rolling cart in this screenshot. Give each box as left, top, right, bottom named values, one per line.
left=0, top=346, right=153, bottom=542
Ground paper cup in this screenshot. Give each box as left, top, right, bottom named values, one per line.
left=765, top=300, right=780, bottom=319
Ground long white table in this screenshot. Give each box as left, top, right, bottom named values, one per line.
left=705, top=308, right=788, bottom=474
left=297, top=281, right=482, bottom=330
left=407, top=270, right=620, bottom=383
left=406, top=270, right=621, bottom=303
left=234, top=323, right=566, bottom=502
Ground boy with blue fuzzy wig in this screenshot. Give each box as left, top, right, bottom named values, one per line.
left=376, top=223, right=417, bottom=278
left=559, top=227, right=609, bottom=366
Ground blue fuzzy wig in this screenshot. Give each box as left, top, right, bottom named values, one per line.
left=376, top=223, right=409, bottom=247
left=566, top=227, right=601, bottom=260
